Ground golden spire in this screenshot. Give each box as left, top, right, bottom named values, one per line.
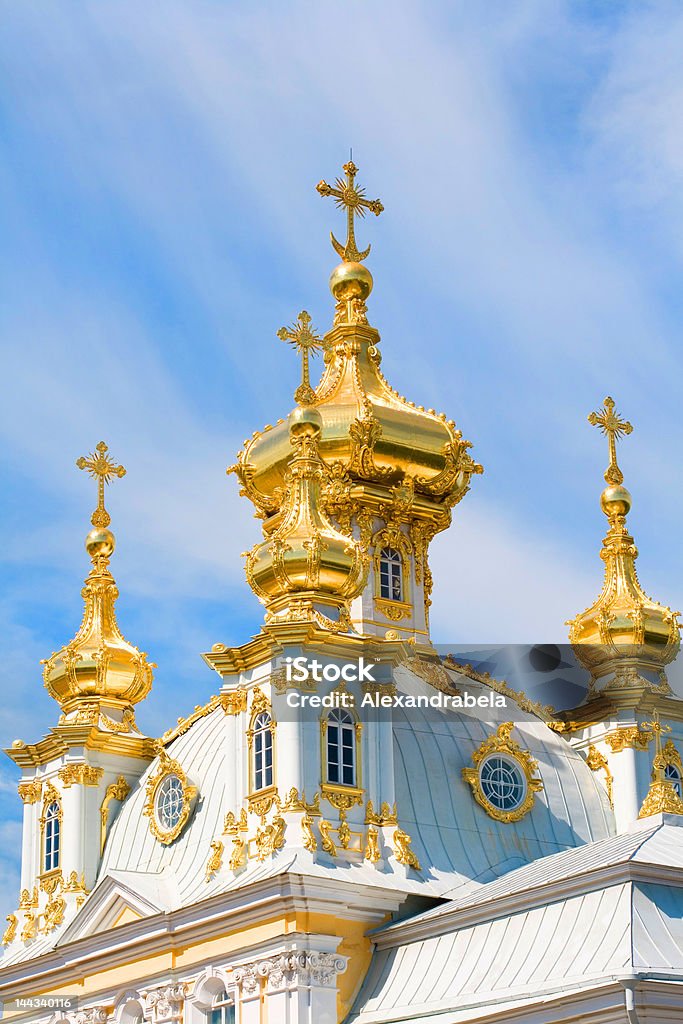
left=638, top=711, right=683, bottom=817
left=588, top=396, right=633, bottom=486
left=76, top=441, right=126, bottom=530
left=316, top=160, right=383, bottom=263
left=42, top=441, right=153, bottom=718
left=568, top=399, right=680, bottom=685
left=277, top=311, right=323, bottom=405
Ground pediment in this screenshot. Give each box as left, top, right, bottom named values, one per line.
left=58, top=871, right=171, bottom=945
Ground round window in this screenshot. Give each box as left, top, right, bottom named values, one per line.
left=479, top=754, right=527, bottom=813
left=155, top=774, right=184, bottom=831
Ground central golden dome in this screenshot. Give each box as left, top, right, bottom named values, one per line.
left=229, top=161, right=483, bottom=637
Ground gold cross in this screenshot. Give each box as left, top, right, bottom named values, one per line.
left=588, top=396, right=633, bottom=486
left=642, top=710, right=671, bottom=759
left=76, top=441, right=126, bottom=528
left=316, top=161, right=383, bottom=263
left=277, top=311, right=323, bottom=405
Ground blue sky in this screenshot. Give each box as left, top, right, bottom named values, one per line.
left=2, top=0, right=683, bottom=909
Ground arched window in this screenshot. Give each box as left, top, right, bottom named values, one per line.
left=44, top=801, right=61, bottom=872
left=665, top=761, right=682, bottom=797
left=253, top=712, right=274, bottom=791
left=208, top=990, right=234, bottom=1024
left=326, top=708, right=356, bottom=787
left=379, top=547, right=402, bottom=602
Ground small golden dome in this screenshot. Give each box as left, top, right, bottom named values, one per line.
left=42, top=442, right=154, bottom=714
left=243, top=406, right=368, bottom=628
left=568, top=399, right=680, bottom=682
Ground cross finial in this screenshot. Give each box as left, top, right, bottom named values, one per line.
left=316, top=161, right=383, bottom=263
left=588, top=396, right=633, bottom=485
left=277, top=311, right=323, bottom=405
left=642, top=709, right=671, bottom=760
left=76, top=441, right=126, bottom=528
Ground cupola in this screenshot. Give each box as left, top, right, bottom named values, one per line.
left=42, top=442, right=154, bottom=719
left=568, top=398, right=680, bottom=686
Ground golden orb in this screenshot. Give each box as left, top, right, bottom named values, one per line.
left=289, top=405, right=323, bottom=439
left=600, top=484, right=632, bottom=518
left=329, top=261, right=373, bottom=302
left=85, top=527, right=116, bottom=558
left=11, top=738, right=24, bottom=748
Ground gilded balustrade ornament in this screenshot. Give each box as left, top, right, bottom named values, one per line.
left=205, top=840, right=224, bottom=881
left=100, top=776, right=131, bottom=853
left=42, top=442, right=154, bottom=715
left=568, top=399, right=680, bottom=684
left=2, top=914, right=17, bottom=946
left=392, top=828, right=421, bottom=871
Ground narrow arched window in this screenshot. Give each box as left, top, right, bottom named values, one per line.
left=379, top=547, right=402, bottom=601
left=208, top=990, right=234, bottom=1024
left=44, top=801, right=61, bottom=872
left=253, top=712, right=273, bottom=791
left=665, top=762, right=682, bottom=798
left=326, top=709, right=356, bottom=787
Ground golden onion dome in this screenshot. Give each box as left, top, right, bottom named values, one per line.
left=42, top=443, right=154, bottom=716
left=233, top=312, right=480, bottom=514
left=244, top=407, right=368, bottom=629
left=230, top=162, right=482, bottom=528
left=568, top=399, right=680, bottom=682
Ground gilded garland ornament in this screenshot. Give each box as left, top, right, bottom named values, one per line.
left=462, top=723, right=543, bottom=823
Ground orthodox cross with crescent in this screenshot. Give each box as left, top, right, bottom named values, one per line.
left=316, top=161, right=383, bottom=263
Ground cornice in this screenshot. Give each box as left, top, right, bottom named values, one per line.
left=203, top=624, right=423, bottom=676
left=5, top=726, right=155, bottom=768
left=0, top=872, right=418, bottom=1000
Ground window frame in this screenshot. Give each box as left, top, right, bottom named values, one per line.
left=43, top=799, right=62, bottom=874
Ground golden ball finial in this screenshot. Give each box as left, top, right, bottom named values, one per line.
left=289, top=405, right=323, bottom=440
left=329, top=261, right=373, bottom=303
left=85, top=527, right=116, bottom=559
left=600, top=484, right=632, bottom=519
